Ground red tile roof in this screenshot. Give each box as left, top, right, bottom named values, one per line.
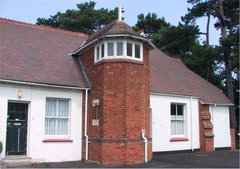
left=0, top=18, right=231, bottom=104
left=150, top=48, right=231, bottom=104
left=85, top=20, right=141, bottom=43
left=0, top=18, right=89, bottom=88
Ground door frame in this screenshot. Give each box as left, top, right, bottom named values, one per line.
left=6, top=100, right=30, bottom=156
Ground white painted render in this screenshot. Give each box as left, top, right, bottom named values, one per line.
left=0, top=83, right=83, bottom=162
left=209, top=105, right=231, bottom=148
left=150, top=93, right=200, bottom=152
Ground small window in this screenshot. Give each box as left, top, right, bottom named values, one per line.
left=127, top=43, right=132, bottom=57
left=171, top=103, right=185, bottom=135
left=45, top=98, right=69, bottom=135
left=135, top=44, right=140, bottom=58
left=96, top=46, right=100, bottom=60
left=117, top=42, right=123, bottom=56
left=101, top=44, right=105, bottom=58
left=107, top=43, right=114, bottom=56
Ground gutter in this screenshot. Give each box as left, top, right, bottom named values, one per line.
left=71, top=34, right=155, bottom=55
left=150, top=92, right=199, bottom=99
left=0, top=79, right=90, bottom=90
left=199, top=99, right=233, bottom=106
left=151, top=92, right=232, bottom=106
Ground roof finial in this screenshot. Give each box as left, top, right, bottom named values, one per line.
left=118, top=7, right=124, bottom=21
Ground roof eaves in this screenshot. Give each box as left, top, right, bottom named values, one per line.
left=150, top=91, right=199, bottom=99
left=0, top=79, right=90, bottom=91
left=71, top=34, right=155, bottom=55
left=199, top=99, right=233, bottom=106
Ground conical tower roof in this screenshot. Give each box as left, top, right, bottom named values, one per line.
left=72, top=20, right=154, bottom=54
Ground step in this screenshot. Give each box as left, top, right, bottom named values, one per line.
left=3, top=156, right=31, bottom=167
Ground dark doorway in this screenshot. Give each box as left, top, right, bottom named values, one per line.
left=6, top=102, right=28, bottom=155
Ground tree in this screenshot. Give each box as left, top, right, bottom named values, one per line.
left=182, top=0, right=239, bottom=130
left=133, top=13, right=170, bottom=39
left=36, top=1, right=118, bottom=34
left=134, top=13, right=219, bottom=83
left=153, top=23, right=199, bottom=57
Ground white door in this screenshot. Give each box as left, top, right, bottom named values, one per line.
left=212, top=106, right=231, bottom=148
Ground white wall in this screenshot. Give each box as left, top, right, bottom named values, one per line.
left=210, top=105, right=231, bottom=148
left=150, top=93, right=200, bottom=152
left=0, top=83, right=83, bottom=162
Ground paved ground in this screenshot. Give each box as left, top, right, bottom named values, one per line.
left=7, top=150, right=240, bottom=168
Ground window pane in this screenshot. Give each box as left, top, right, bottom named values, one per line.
left=171, top=104, right=176, bottom=116
left=135, top=44, right=140, bottom=58
left=97, top=46, right=100, bottom=60
left=107, top=43, right=114, bottom=56
left=57, top=119, right=68, bottom=135
left=58, top=100, right=69, bottom=117
left=45, top=118, right=56, bottom=135
left=117, top=42, right=123, bottom=56
left=177, top=104, right=184, bottom=116
left=101, top=44, right=104, bottom=58
left=171, top=121, right=176, bottom=135
left=176, top=121, right=184, bottom=135
left=46, top=99, right=57, bottom=117
left=127, top=43, right=132, bottom=56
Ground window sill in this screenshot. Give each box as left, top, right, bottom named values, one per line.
left=42, top=139, right=73, bottom=143
left=94, top=58, right=144, bottom=66
left=170, top=138, right=189, bottom=142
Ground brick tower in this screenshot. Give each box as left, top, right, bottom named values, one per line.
left=72, top=9, right=154, bottom=164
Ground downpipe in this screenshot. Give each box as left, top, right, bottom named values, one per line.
left=141, top=129, right=148, bottom=163
left=84, top=89, right=89, bottom=160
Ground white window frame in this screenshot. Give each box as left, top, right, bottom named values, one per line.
left=94, top=39, right=143, bottom=63
left=44, top=97, right=71, bottom=139
left=170, top=103, right=187, bottom=138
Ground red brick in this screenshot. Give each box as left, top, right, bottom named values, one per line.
left=80, top=45, right=152, bottom=164
left=199, top=103, right=214, bottom=152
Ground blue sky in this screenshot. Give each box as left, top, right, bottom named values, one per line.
left=0, top=0, right=220, bottom=45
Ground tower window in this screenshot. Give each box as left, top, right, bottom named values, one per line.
left=94, top=40, right=143, bottom=63
left=127, top=43, right=133, bottom=57
left=117, top=42, right=123, bottom=56
left=107, top=43, right=114, bottom=56
left=135, top=44, right=140, bottom=59
left=101, top=44, right=105, bottom=58
left=96, top=46, right=100, bottom=60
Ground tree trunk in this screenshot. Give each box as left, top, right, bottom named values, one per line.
left=206, top=13, right=210, bottom=81
left=206, top=13, right=210, bottom=46
left=217, top=0, right=236, bottom=128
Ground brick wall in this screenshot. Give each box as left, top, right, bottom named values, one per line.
left=230, top=128, right=236, bottom=150
left=79, top=45, right=152, bottom=164
left=198, top=103, right=214, bottom=152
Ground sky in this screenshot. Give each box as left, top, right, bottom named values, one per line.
left=0, top=0, right=220, bottom=45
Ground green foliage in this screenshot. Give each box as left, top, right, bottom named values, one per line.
left=36, top=1, right=118, bottom=34
left=133, top=13, right=170, bottom=39
left=153, top=23, right=199, bottom=57
left=183, top=0, right=239, bottom=129
left=182, top=44, right=222, bottom=87
left=0, top=141, right=2, bottom=154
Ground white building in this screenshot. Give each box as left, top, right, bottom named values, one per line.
left=0, top=18, right=234, bottom=164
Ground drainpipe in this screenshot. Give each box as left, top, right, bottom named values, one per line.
left=141, top=129, right=147, bottom=163
left=212, top=104, right=216, bottom=150
left=190, top=96, right=194, bottom=151
left=84, top=89, right=89, bottom=160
